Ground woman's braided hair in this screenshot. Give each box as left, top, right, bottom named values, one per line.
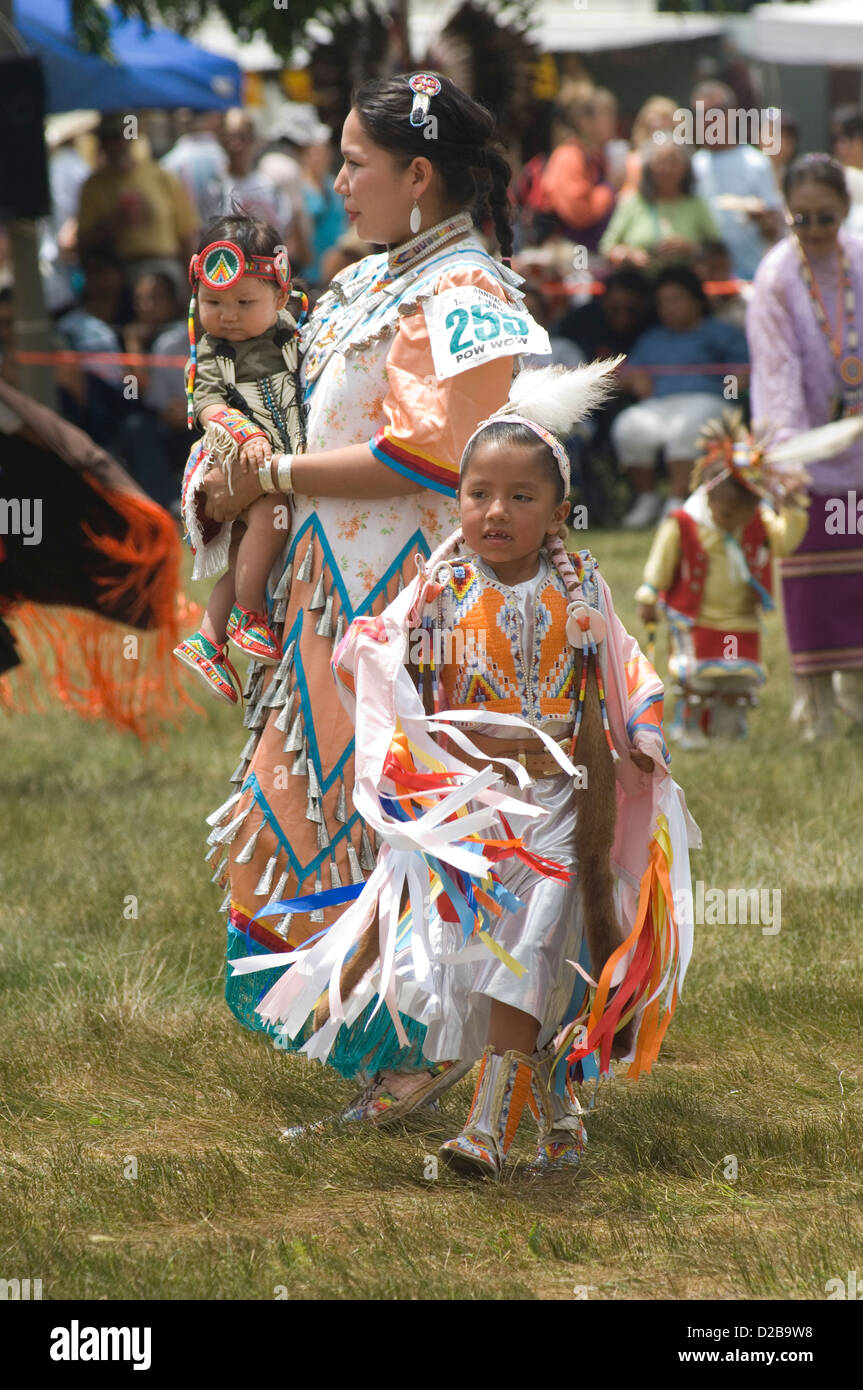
left=351, top=73, right=514, bottom=260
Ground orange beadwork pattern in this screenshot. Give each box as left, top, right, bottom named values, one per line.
left=438, top=563, right=576, bottom=722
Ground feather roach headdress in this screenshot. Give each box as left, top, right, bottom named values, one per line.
left=692, top=409, right=863, bottom=508
left=462, top=358, right=624, bottom=492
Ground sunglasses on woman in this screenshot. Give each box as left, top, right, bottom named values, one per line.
left=789, top=211, right=839, bottom=228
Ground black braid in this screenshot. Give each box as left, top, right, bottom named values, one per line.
left=482, top=149, right=514, bottom=262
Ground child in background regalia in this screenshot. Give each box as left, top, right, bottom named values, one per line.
left=173, top=214, right=307, bottom=706
left=636, top=412, right=863, bottom=744
left=230, top=364, right=700, bottom=1179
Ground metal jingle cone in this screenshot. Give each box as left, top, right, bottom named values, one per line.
left=234, top=820, right=263, bottom=865
left=266, top=869, right=290, bottom=911
left=315, top=594, right=334, bottom=638
left=218, top=890, right=232, bottom=914
left=240, top=732, right=259, bottom=761
left=274, top=692, right=294, bottom=733
left=329, top=860, right=342, bottom=890
left=272, top=598, right=288, bottom=625
left=274, top=674, right=294, bottom=707
left=306, top=759, right=321, bottom=800
left=216, top=804, right=252, bottom=845
left=229, top=757, right=249, bottom=785
left=291, top=742, right=308, bottom=776
left=310, top=874, right=325, bottom=924
left=210, top=855, right=228, bottom=883
left=274, top=913, right=292, bottom=939
left=359, top=826, right=376, bottom=872
left=346, top=843, right=364, bottom=885
left=296, top=541, right=314, bottom=584
left=273, top=565, right=292, bottom=601
left=206, top=789, right=243, bottom=827
left=254, top=851, right=280, bottom=898
left=204, top=841, right=221, bottom=863
left=283, top=708, right=304, bottom=752
left=317, top=818, right=330, bottom=850
left=305, top=790, right=322, bottom=824
left=243, top=662, right=262, bottom=700
left=334, top=611, right=347, bottom=647
left=335, top=781, right=348, bottom=823
left=308, top=571, right=326, bottom=612
left=248, top=698, right=269, bottom=730
left=262, top=674, right=287, bottom=709
left=274, top=640, right=296, bottom=682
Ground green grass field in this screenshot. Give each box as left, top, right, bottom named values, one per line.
left=1, top=531, right=861, bottom=1301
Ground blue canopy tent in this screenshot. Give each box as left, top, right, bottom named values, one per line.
left=13, top=0, right=243, bottom=112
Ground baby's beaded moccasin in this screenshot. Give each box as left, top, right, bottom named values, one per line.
left=173, top=631, right=240, bottom=705
left=226, top=603, right=282, bottom=666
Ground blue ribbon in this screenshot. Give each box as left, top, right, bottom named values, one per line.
left=250, top=883, right=364, bottom=923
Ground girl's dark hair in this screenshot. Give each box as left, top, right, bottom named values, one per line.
left=640, top=145, right=694, bottom=202
left=351, top=73, right=514, bottom=260
left=653, top=264, right=712, bottom=317
left=197, top=208, right=283, bottom=263
left=783, top=153, right=849, bottom=204
left=459, top=421, right=565, bottom=503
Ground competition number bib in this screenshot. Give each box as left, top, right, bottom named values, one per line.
left=424, top=286, right=551, bottom=381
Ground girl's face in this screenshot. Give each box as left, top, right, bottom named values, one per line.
left=335, top=108, right=430, bottom=246
left=787, top=180, right=848, bottom=258
left=197, top=277, right=287, bottom=342
left=656, top=282, right=702, bottom=332
left=459, top=439, right=570, bottom=585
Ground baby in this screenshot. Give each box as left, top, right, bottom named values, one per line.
left=174, top=214, right=306, bottom=704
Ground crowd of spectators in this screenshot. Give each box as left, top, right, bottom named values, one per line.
left=2, top=80, right=863, bottom=527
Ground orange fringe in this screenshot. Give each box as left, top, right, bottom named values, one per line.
left=0, top=478, right=203, bottom=741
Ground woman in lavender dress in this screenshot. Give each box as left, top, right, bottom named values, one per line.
left=747, top=155, right=863, bottom=737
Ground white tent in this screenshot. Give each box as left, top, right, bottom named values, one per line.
left=742, top=0, right=863, bottom=67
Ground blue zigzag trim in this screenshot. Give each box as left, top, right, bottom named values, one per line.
left=242, top=770, right=361, bottom=886
left=254, top=514, right=433, bottom=879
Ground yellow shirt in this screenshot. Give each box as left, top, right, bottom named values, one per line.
left=636, top=500, right=809, bottom=631
left=78, top=161, right=197, bottom=261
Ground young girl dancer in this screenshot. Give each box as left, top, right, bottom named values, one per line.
left=230, top=364, right=699, bottom=1177
left=174, top=214, right=306, bottom=704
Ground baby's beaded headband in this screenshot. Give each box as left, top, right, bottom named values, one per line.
left=185, top=240, right=301, bottom=429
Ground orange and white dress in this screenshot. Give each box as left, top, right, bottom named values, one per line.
left=211, top=212, right=538, bottom=1075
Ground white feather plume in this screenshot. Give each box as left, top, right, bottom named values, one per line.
left=496, top=357, right=624, bottom=436
left=766, top=417, right=863, bottom=471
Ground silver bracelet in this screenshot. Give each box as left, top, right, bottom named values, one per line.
left=258, top=459, right=277, bottom=492
left=275, top=453, right=295, bottom=493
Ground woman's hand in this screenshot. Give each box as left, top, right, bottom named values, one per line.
left=202, top=464, right=263, bottom=522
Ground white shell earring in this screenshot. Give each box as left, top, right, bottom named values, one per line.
left=410, top=201, right=422, bottom=235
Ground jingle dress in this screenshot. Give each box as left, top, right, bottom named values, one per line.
left=747, top=232, right=863, bottom=679
left=209, top=213, right=534, bottom=1076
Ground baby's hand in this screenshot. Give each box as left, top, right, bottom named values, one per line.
left=238, top=438, right=272, bottom=474
left=638, top=601, right=658, bottom=623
